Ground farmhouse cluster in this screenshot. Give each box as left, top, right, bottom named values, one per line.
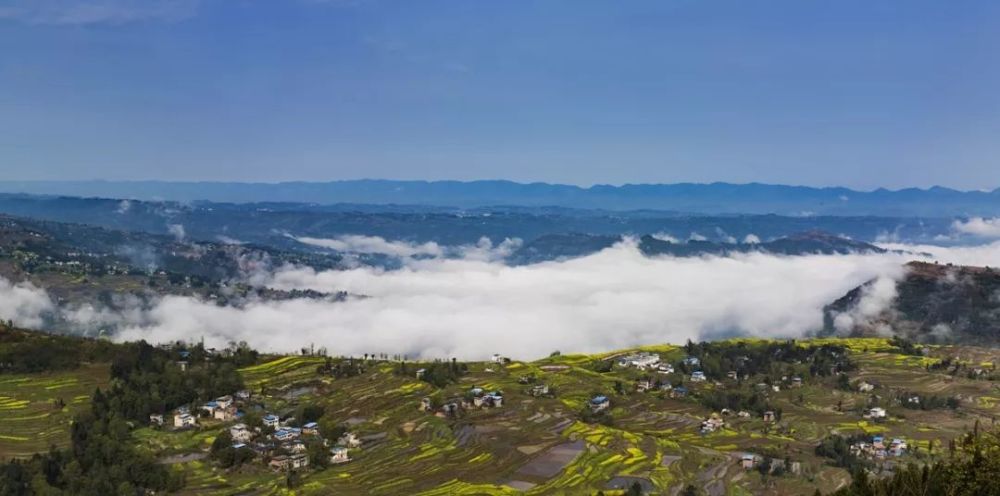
left=151, top=386, right=361, bottom=471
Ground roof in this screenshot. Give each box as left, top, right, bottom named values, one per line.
left=591, top=395, right=608, bottom=403
left=303, top=422, right=318, bottom=428
left=263, top=414, right=279, bottom=420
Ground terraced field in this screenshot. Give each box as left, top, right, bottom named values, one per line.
left=3, top=338, right=998, bottom=495
left=0, top=363, right=109, bottom=458
left=130, top=338, right=996, bottom=495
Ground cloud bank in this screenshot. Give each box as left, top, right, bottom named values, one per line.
left=114, top=240, right=912, bottom=359
left=951, top=217, right=1000, bottom=239
left=3, top=237, right=998, bottom=361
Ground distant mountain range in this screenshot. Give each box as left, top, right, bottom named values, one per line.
left=1, top=180, right=999, bottom=216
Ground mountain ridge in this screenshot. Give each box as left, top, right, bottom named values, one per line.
left=2, top=180, right=999, bottom=216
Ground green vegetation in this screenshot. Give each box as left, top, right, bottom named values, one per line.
left=1, top=333, right=999, bottom=495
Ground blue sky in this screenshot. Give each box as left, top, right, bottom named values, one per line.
left=1, top=0, right=999, bottom=189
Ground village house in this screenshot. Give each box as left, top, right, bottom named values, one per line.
left=174, top=410, right=196, bottom=429
left=858, top=381, right=875, bottom=392
left=440, top=402, right=460, bottom=417
left=330, top=446, right=351, bottom=464
left=850, top=436, right=907, bottom=459
left=302, top=422, right=320, bottom=435
left=682, top=356, right=701, bottom=367
left=176, top=360, right=188, bottom=372
left=149, top=413, right=164, bottom=426
left=670, top=386, right=688, bottom=398
left=590, top=395, right=611, bottom=412
left=762, top=411, right=776, bottom=423
left=791, top=377, right=803, bottom=388
left=263, top=414, right=280, bottom=429
left=415, top=368, right=426, bottom=379
left=529, top=384, right=550, bottom=397
left=483, top=391, right=504, bottom=408
left=235, top=390, right=252, bottom=401
left=700, top=414, right=725, bottom=434
left=741, top=453, right=758, bottom=469
left=657, top=363, right=675, bottom=374
left=200, top=401, right=219, bottom=416
left=230, top=423, right=253, bottom=443
left=726, top=371, right=738, bottom=380
left=635, top=379, right=654, bottom=393
left=269, top=455, right=291, bottom=471
left=737, top=410, right=751, bottom=418
left=338, top=432, right=362, bottom=448
left=420, top=397, right=433, bottom=411
left=617, top=352, right=661, bottom=369
left=215, top=395, right=234, bottom=409
left=865, top=407, right=887, bottom=419
left=690, top=371, right=707, bottom=382
left=214, top=405, right=238, bottom=421
left=285, top=440, right=307, bottom=454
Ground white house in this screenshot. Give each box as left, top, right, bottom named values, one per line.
left=690, top=371, right=707, bottom=382
left=866, top=407, right=887, bottom=419
left=149, top=413, right=164, bottom=426
left=657, top=364, right=675, bottom=374
left=858, top=381, right=875, bottom=392
left=330, top=446, right=351, bottom=464
left=230, top=423, right=252, bottom=442
left=215, top=395, right=234, bottom=409
left=173, top=412, right=196, bottom=428
left=337, top=432, right=362, bottom=448
left=290, top=454, right=309, bottom=469
left=617, top=352, right=661, bottom=369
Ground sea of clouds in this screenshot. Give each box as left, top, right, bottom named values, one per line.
left=2, top=230, right=999, bottom=361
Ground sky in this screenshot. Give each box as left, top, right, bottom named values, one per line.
left=1, top=0, right=999, bottom=190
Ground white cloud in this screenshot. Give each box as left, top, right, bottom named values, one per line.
left=743, top=234, right=761, bottom=244
left=951, top=217, right=1000, bottom=239
left=292, top=234, right=519, bottom=262
left=0, top=278, right=54, bottom=328
left=0, top=0, right=201, bottom=25
left=167, top=223, right=186, bottom=242
left=116, top=241, right=911, bottom=360
left=651, top=232, right=680, bottom=244
left=295, top=234, right=445, bottom=258
left=877, top=240, right=1000, bottom=268
left=8, top=239, right=1000, bottom=361
left=831, top=276, right=899, bottom=334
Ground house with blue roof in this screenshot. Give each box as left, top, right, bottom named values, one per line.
left=590, top=395, right=610, bottom=412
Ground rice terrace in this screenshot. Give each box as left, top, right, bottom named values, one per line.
left=2, top=327, right=999, bottom=495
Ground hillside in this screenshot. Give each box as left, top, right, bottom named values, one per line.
left=825, top=261, right=1000, bottom=345
left=0, top=193, right=959, bottom=250
left=3, top=330, right=999, bottom=495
